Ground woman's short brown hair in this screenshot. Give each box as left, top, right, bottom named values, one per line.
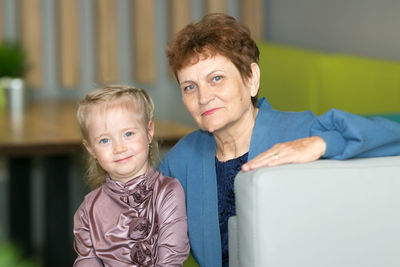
left=166, top=13, right=260, bottom=105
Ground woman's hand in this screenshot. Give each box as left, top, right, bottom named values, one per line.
left=241, top=136, right=327, bottom=171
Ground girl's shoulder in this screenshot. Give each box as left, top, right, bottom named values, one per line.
left=154, top=170, right=183, bottom=192
left=153, top=172, right=186, bottom=210
left=79, top=185, right=106, bottom=209
left=73, top=185, right=106, bottom=221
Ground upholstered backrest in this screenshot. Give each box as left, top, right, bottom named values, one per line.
left=229, top=156, right=400, bottom=267
left=257, top=42, right=400, bottom=116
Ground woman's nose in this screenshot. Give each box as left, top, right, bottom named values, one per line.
left=113, top=139, right=127, bottom=154
left=198, top=85, right=214, bottom=105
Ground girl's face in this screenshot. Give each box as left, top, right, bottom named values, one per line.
left=84, top=103, right=154, bottom=183
left=177, top=54, right=259, bottom=133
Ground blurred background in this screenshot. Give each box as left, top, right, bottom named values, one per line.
left=0, top=0, right=399, bottom=266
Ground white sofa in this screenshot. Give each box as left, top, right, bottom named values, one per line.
left=229, top=156, right=400, bottom=267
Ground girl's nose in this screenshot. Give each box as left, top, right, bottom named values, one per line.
left=113, top=139, right=127, bottom=154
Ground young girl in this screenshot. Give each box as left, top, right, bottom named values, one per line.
left=73, top=85, right=190, bottom=266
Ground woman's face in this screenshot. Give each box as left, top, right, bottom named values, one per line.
left=177, top=54, right=259, bottom=133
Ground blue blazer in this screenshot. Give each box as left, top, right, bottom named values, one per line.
left=158, top=98, right=400, bottom=267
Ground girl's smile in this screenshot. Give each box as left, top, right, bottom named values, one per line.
left=114, top=155, right=133, bottom=163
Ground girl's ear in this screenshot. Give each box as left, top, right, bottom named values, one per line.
left=249, top=63, right=260, bottom=97
left=147, top=121, right=155, bottom=143
left=83, top=139, right=96, bottom=159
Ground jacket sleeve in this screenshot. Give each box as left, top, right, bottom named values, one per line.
left=156, top=178, right=190, bottom=266
left=158, top=158, right=171, bottom=178
left=157, top=137, right=192, bottom=192
left=311, top=108, right=400, bottom=159
left=73, top=203, right=103, bottom=267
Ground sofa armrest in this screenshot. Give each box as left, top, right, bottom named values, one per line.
left=230, top=156, right=400, bottom=267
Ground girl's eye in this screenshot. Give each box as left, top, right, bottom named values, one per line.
left=125, top=131, right=134, bottom=137
left=99, top=138, right=109, bottom=144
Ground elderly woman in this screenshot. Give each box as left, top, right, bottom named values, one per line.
left=158, top=13, right=400, bottom=267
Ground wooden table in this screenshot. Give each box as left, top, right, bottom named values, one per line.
left=0, top=100, right=195, bottom=267
left=0, top=100, right=196, bottom=155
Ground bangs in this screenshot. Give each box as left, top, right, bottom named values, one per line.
left=180, top=47, right=217, bottom=73
left=82, top=96, right=144, bottom=137
left=99, top=96, right=144, bottom=120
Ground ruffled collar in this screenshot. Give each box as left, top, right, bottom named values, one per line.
left=105, top=167, right=157, bottom=194
left=104, top=167, right=160, bottom=265
left=105, top=167, right=158, bottom=208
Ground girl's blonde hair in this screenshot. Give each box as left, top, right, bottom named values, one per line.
left=77, top=85, right=159, bottom=189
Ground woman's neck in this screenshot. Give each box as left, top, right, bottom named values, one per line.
left=214, top=106, right=258, bottom=162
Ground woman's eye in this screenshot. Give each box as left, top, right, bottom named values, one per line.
left=99, top=138, right=109, bottom=144
left=125, top=131, right=134, bottom=137
left=212, top=75, right=222, bottom=82
left=183, top=84, right=196, bottom=91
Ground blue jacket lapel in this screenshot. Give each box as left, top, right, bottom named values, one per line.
left=187, top=132, right=222, bottom=266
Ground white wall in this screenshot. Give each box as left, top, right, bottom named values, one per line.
left=266, top=0, right=400, bottom=61
left=3, top=0, right=398, bottom=127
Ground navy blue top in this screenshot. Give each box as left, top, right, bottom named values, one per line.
left=215, top=153, right=249, bottom=267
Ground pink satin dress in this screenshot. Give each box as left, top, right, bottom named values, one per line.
left=73, top=167, right=190, bottom=266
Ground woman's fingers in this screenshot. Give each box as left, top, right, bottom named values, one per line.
left=241, top=149, right=284, bottom=171
left=241, top=136, right=326, bottom=171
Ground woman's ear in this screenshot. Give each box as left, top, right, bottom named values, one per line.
left=147, top=121, right=155, bottom=143
left=249, top=63, right=260, bottom=97
left=83, top=139, right=96, bottom=159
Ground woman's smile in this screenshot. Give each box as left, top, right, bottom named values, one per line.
left=201, top=107, right=221, bottom=116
